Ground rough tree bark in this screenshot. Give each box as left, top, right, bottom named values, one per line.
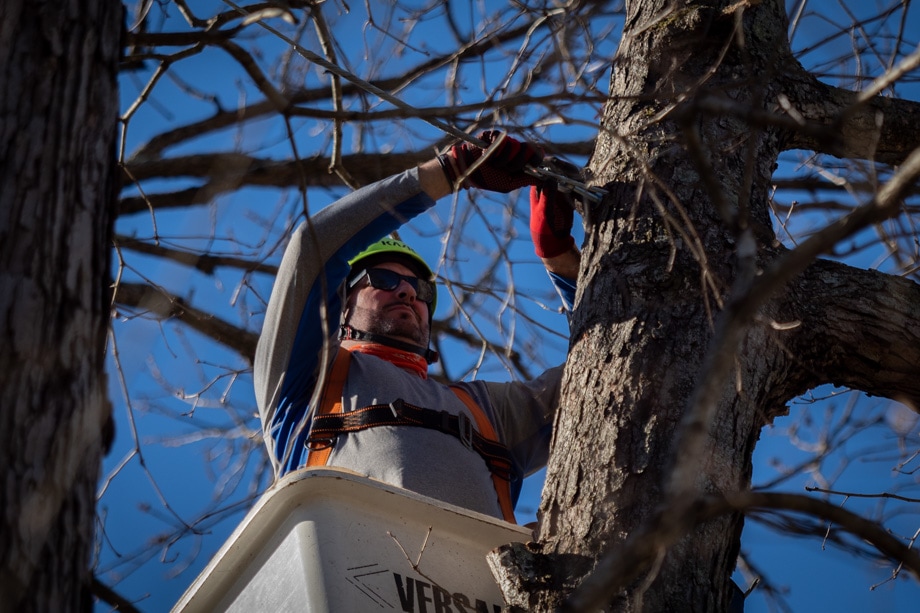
left=489, top=0, right=920, bottom=611
left=0, top=0, right=120, bottom=610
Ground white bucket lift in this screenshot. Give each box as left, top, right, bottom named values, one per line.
left=172, top=468, right=530, bottom=613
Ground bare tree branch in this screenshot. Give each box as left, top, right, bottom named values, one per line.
left=556, top=490, right=920, bottom=612
left=783, top=259, right=920, bottom=410
left=92, top=576, right=143, bottom=613
left=113, top=282, right=258, bottom=361
left=115, top=235, right=278, bottom=275
left=772, top=175, right=920, bottom=199
left=120, top=140, right=598, bottom=213
left=782, top=60, right=920, bottom=166
left=126, top=19, right=545, bottom=160
left=101, top=1, right=920, bottom=608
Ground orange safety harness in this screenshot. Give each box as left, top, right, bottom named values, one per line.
left=305, top=346, right=516, bottom=523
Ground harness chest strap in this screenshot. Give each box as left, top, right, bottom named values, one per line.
left=305, top=347, right=516, bottom=523
left=309, top=399, right=512, bottom=480
left=447, top=385, right=516, bottom=523
left=305, top=345, right=353, bottom=468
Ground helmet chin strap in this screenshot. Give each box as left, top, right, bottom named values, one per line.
left=339, top=325, right=439, bottom=364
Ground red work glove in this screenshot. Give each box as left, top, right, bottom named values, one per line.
left=529, top=182, right=575, bottom=258
left=438, top=130, right=543, bottom=193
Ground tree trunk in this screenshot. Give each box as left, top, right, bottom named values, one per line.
left=0, top=0, right=120, bottom=610
left=487, top=0, right=920, bottom=609
left=503, top=0, right=807, bottom=610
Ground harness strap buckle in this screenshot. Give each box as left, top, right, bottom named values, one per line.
left=457, top=412, right=473, bottom=450
left=306, top=436, right=336, bottom=451
left=389, top=398, right=405, bottom=419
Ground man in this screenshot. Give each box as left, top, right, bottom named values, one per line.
left=254, top=132, right=579, bottom=522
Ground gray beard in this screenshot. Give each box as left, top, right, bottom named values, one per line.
left=347, top=305, right=428, bottom=345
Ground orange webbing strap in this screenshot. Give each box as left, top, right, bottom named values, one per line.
left=449, top=386, right=516, bottom=524
left=306, top=347, right=352, bottom=468
left=305, top=347, right=516, bottom=523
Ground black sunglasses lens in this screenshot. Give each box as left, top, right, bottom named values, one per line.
left=365, top=268, right=400, bottom=291
left=365, top=269, right=435, bottom=304
left=415, top=279, right=435, bottom=303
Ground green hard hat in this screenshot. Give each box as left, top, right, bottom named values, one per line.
left=348, top=238, right=436, bottom=312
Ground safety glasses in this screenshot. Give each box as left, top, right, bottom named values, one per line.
left=349, top=268, right=436, bottom=304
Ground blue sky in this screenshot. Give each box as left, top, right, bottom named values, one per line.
left=97, top=1, right=920, bottom=610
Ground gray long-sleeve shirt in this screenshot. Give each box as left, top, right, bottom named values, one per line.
left=254, top=167, right=571, bottom=518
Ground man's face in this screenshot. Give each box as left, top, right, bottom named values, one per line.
left=344, top=261, right=431, bottom=346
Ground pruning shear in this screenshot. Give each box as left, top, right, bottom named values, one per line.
left=525, top=156, right=608, bottom=205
